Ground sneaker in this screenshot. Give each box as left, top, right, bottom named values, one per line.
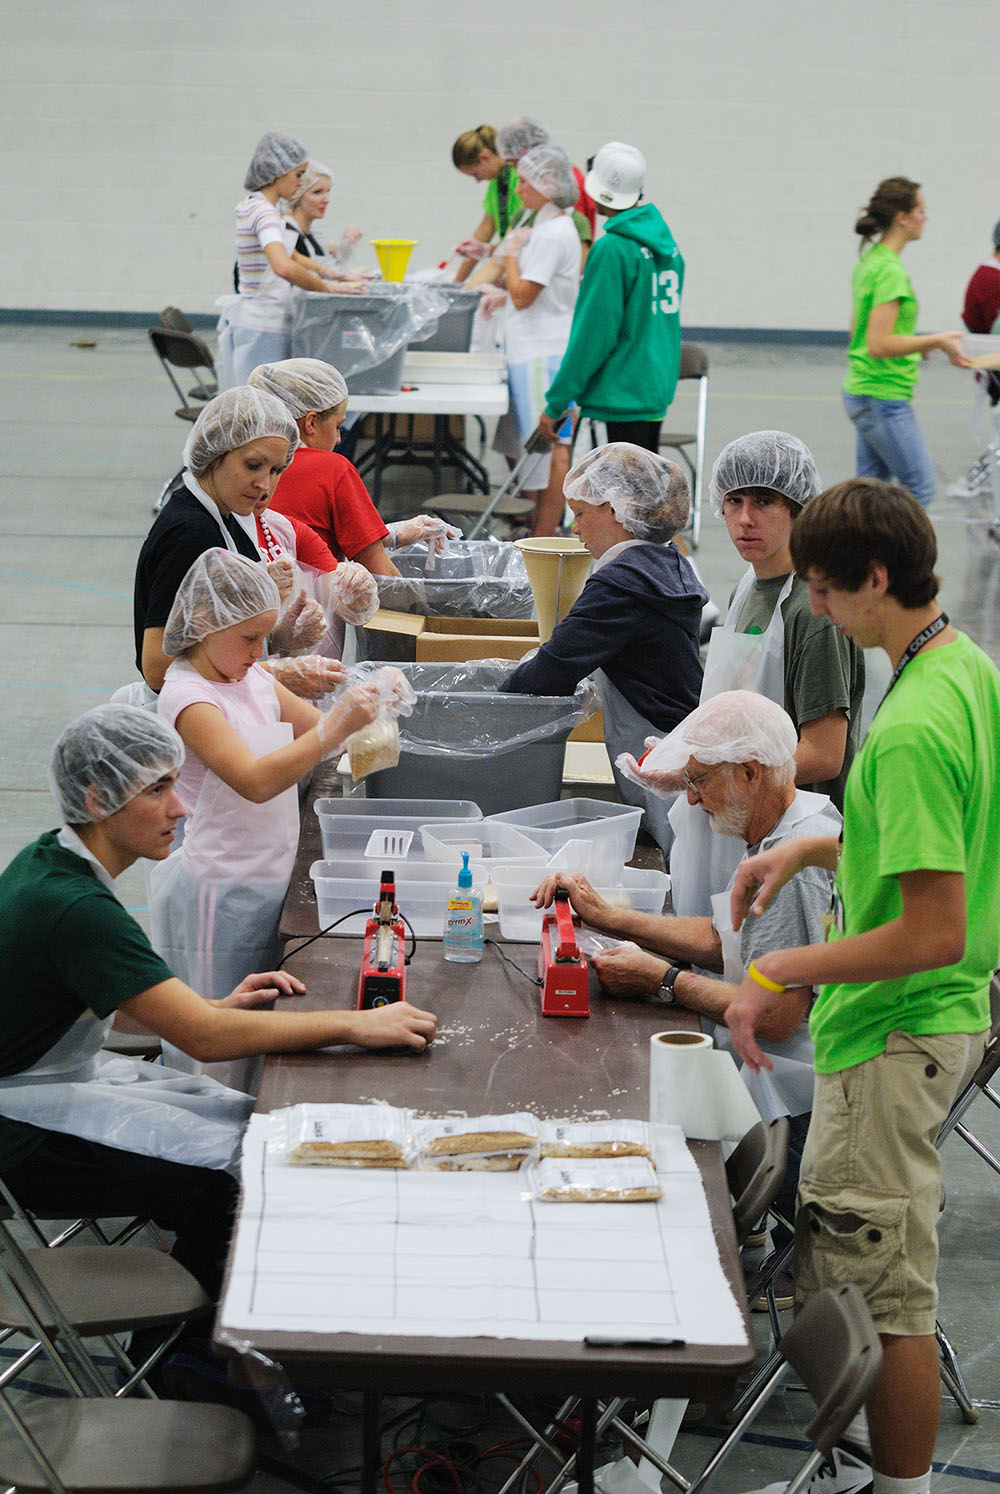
left=751, top=1252, right=795, bottom=1311
left=748, top=1446, right=873, bottom=1494
left=744, top=1226, right=769, bottom=1250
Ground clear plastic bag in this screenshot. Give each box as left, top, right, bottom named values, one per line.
left=343, top=665, right=416, bottom=781
left=289, top=282, right=451, bottom=381
left=374, top=540, right=535, bottom=620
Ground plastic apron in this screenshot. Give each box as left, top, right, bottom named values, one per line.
left=667, top=568, right=794, bottom=918
left=0, top=833, right=252, bottom=1175
left=149, top=716, right=298, bottom=1094
left=707, top=881, right=815, bottom=1124
left=596, top=670, right=678, bottom=858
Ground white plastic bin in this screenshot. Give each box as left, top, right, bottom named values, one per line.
left=492, top=865, right=669, bottom=943
left=310, top=858, right=488, bottom=937
left=419, top=820, right=546, bottom=873
left=488, top=799, right=643, bottom=865
left=314, top=797, right=481, bottom=861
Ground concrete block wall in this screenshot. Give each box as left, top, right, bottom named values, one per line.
left=2, top=0, right=996, bottom=330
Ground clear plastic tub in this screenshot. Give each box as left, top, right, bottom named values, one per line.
left=492, top=865, right=669, bottom=943
left=310, top=858, right=488, bottom=937
left=314, top=797, right=482, bottom=861
left=419, top=820, right=546, bottom=872
left=488, top=799, right=644, bottom=865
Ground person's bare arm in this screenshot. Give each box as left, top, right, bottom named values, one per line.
left=505, top=260, right=544, bottom=310
left=122, top=975, right=437, bottom=1060
left=455, top=214, right=496, bottom=283
left=866, top=302, right=969, bottom=365
left=141, top=628, right=170, bottom=693
left=531, top=873, right=723, bottom=969
left=263, top=240, right=331, bottom=294
left=351, top=539, right=400, bottom=577
left=795, top=710, right=848, bottom=785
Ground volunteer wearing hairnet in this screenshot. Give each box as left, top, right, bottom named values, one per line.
left=628, top=431, right=865, bottom=917
left=282, top=160, right=365, bottom=281
left=133, top=386, right=344, bottom=699
left=503, top=444, right=706, bottom=851
left=534, top=690, right=842, bottom=1271
left=494, top=146, right=581, bottom=535
left=149, top=550, right=399, bottom=1091
left=450, top=124, right=526, bottom=284
left=250, top=359, right=459, bottom=594
left=497, top=115, right=596, bottom=236
left=0, top=705, right=436, bottom=1300
left=215, top=131, right=360, bottom=391
left=539, top=143, right=684, bottom=453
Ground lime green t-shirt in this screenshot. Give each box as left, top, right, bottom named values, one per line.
left=482, top=165, right=525, bottom=238
left=810, top=632, right=1000, bottom=1073
left=843, top=243, right=922, bottom=401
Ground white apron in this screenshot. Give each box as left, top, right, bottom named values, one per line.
left=0, top=831, right=251, bottom=1174
left=149, top=716, right=299, bottom=1094
left=668, top=569, right=794, bottom=918
left=596, top=669, right=678, bottom=858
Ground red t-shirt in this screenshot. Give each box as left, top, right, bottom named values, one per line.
left=962, top=261, right=1000, bottom=334
left=253, top=512, right=337, bottom=571
left=572, top=164, right=596, bottom=236
left=270, top=447, right=389, bottom=562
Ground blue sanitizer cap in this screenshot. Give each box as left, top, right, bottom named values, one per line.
left=458, top=851, right=472, bottom=889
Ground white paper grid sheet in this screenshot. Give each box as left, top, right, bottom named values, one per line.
left=219, top=1115, right=748, bottom=1347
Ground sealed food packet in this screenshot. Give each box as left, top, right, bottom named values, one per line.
left=280, top=1103, right=413, bottom=1167
left=414, top=1112, right=539, bottom=1169
left=528, top=1157, right=663, bottom=1203
left=538, top=1118, right=653, bottom=1159
left=345, top=665, right=416, bottom=783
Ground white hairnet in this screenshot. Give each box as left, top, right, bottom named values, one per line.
left=496, top=116, right=551, bottom=160
left=565, top=443, right=690, bottom=543
left=163, top=549, right=281, bottom=658
left=243, top=131, right=308, bottom=192
left=709, top=430, right=821, bottom=517
left=182, top=386, right=300, bottom=476
left=49, top=705, right=185, bottom=826
left=284, top=160, right=332, bottom=210
left=643, top=691, right=798, bottom=774
left=248, top=358, right=348, bottom=420
left=518, top=145, right=577, bottom=210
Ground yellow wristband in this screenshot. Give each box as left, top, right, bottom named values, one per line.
left=747, top=961, right=787, bottom=994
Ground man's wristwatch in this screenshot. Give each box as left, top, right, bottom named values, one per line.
left=654, top=964, right=686, bottom=1006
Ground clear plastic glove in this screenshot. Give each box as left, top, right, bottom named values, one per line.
left=479, top=287, right=507, bottom=320
left=390, top=515, right=461, bottom=553
left=268, top=655, right=346, bottom=700
left=266, top=557, right=295, bottom=604
left=336, top=227, right=363, bottom=263
left=271, top=589, right=327, bottom=654
left=326, top=561, right=379, bottom=626
left=494, top=226, right=531, bottom=260
left=316, top=680, right=382, bottom=752
left=363, top=664, right=416, bottom=718
left=455, top=237, right=492, bottom=261
left=615, top=739, right=684, bottom=799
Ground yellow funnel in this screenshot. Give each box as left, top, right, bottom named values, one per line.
left=371, top=238, right=418, bottom=281
left=514, top=537, right=593, bottom=643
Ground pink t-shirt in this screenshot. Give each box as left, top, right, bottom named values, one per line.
left=157, top=658, right=280, bottom=815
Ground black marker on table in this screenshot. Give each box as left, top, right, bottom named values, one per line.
left=584, top=1336, right=686, bottom=1350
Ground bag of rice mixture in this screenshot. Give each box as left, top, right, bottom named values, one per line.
left=344, top=666, right=416, bottom=782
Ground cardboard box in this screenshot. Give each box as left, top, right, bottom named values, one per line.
left=360, top=610, right=539, bottom=664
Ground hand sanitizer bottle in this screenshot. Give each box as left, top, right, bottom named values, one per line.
left=443, top=851, right=484, bottom=963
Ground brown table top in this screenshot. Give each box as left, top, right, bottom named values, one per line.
left=218, top=933, right=754, bottom=1400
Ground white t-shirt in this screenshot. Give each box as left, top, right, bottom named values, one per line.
left=234, top=193, right=292, bottom=330
left=505, top=203, right=580, bottom=362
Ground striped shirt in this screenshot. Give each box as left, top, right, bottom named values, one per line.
left=234, top=192, right=290, bottom=329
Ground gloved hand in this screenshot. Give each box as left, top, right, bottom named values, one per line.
left=270, top=589, right=327, bottom=654
left=315, top=680, right=382, bottom=751
left=493, top=226, right=531, bottom=260
left=615, top=737, right=684, bottom=799
left=268, top=655, right=346, bottom=700
left=339, top=226, right=363, bottom=251
left=479, top=287, right=507, bottom=320
left=326, top=561, right=379, bottom=626
left=455, top=237, right=492, bottom=261
left=266, top=557, right=295, bottom=603
left=365, top=664, right=416, bottom=718
left=389, top=515, right=461, bottom=553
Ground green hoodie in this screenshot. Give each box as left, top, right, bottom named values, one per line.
left=544, top=203, right=684, bottom=424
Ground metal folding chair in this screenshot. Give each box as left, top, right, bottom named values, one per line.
left=158, top=307, right=218, bottom=400
left=148, top=326, right=218, bottom=423
left=430, top=427, right=552, bottom=538
left=659, top=344, right=709, bottom=549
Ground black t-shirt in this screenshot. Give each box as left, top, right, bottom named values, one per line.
left=133, top=486, right=261, bottom=672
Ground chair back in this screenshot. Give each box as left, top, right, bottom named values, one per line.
left=148, top=326, right=215, bottom=372
left=725, top=1117, right=789, bottom=1245
left=159, top=305, right=193, bottom=333
left=678, top=342, right=709, bottom=380
left=779, top=1284, right=883, bottom=1453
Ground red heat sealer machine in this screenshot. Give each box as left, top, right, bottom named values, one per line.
left=538, top=887, right=590, bottom=1017
left=357, top=869, right=407, bottom=1009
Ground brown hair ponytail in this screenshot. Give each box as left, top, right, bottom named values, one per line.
left=855, top=177, right=920, bottom=249
left=452, top=124, right=498, bottom=169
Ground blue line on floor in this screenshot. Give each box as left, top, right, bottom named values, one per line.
left=0, top=566, right=130, bottom=599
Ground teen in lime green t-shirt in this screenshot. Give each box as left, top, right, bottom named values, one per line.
left=841, top=176, right=970, bottom=507
left=450, top=124, right=525, bottom=285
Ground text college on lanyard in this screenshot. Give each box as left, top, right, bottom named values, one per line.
left=874, top=613, right=949, bottom=717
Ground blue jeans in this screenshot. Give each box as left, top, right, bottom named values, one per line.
left=843, top=393, right=937, bottom=507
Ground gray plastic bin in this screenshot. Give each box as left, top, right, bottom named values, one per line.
left=290, top=283, right=448, bottom=395
left=409, top=287, right=479, bottom=352
left=358, top=661, right=596, bottom=816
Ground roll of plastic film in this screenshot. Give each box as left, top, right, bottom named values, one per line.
left=649, top=1030, right=760, bottom=1141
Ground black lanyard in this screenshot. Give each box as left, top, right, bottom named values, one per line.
left=496, top=165, right=512, bottom=236
left=874, top=612, right=949, bottom=717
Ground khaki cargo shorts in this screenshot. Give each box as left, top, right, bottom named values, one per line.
left=794, top=1028, right=987, bottom=1336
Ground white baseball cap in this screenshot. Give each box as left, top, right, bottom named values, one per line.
left=584, top=142, right=646, bottom=210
